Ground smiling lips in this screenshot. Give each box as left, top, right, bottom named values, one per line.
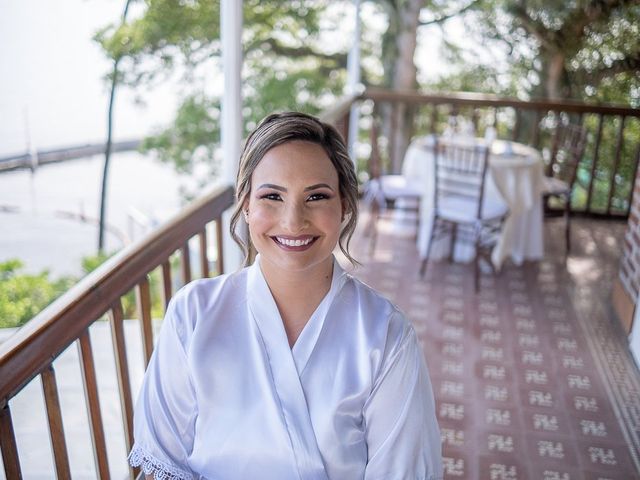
left=273, top=235, right=318, bottom=251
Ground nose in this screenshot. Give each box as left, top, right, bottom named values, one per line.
left=281, top=200, right=308, bottom=233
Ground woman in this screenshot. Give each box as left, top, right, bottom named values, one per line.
left=129, top=112, right=442, bottom=479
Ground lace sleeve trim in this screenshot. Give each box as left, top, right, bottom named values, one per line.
left=128, top=444, right=193, bottom=480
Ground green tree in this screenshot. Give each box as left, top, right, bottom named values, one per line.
left=81, top=252, right=165, bottom=319
left=94, top=0, right=639, bottom=187
left=95, top=0, right=349, bottom=197
left=450, top=0, right=640, bottom=102
left=0, top=260, right=74, bottom=329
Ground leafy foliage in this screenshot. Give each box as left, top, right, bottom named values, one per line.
left=453, top=0, right=640, bottom=102
left=93, top=0, right=639, bottom=209
left=0, top=260, right=74, bottom=328
left=0, top=251, right=170, bottom=330
left=81, top=252, right=165, bottom=320
left=96, top=0, right=350, bottom=197
left=142, top=92, right=220, bottom=174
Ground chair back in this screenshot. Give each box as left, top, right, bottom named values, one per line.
left=434, top=138, right=491, bottom=219
left=549, top=123, right=588, bottom=187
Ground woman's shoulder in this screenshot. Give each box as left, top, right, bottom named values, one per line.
left=342, top=272, right=414, bottom=349
left=343, top=272, right=404, bottom=319
left=172, top=268, right=247, bottom=305
left=165, top=268, right=249, bottom=336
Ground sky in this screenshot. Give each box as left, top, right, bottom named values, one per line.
left=0, top=0, right=180, bottom=156
left=0, top=0, right=458, bottom=157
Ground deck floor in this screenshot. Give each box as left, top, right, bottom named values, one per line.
left=347, top=213, right=640, bottom=479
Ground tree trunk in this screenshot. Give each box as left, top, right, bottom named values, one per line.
left=385, top=0, right=424, bottom=173
left=545, top=51, right=566, bottom=100
left=98, top=0, right=132, bottom=252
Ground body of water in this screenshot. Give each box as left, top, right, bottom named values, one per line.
left=0, top=152, right=208, bottom=277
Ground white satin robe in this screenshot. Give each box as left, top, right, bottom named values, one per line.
left=129, top=255, right=442, bottom=480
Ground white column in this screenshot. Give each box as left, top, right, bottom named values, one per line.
left=220, top=0, right=243, bottom=271
left=346, top=0, right=362, bottom=164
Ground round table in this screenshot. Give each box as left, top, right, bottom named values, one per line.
left=402, top=135, right=544, bottom=269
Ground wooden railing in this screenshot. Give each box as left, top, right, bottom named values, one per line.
left=0, top=185, right=234, bottom=479
left=358, top=88, right=640, bottom=218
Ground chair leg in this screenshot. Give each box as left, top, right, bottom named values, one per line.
left=368, top=202, right=380, bottom=255
left=564, top=192, right=571, bottom=253
left=449, top=223, right=458, bottom=263
left=419, top=256, right=428, bottom=279
left=474, top=250, right=480, bottom=293
left=369, top=217, right=379, bottom=255
left=420, top=219, right=437, bottom=279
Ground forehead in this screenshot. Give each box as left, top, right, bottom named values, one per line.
left=252, top=140, right=339, bottom=185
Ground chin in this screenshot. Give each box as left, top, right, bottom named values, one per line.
left=262, top=250, right=334, bottom=274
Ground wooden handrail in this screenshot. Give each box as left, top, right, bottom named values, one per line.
left=319, top=93, right=358, bottom=125
left=0, top=184, right=234, bottom=404
left=361, top=87, right=640, bottom=118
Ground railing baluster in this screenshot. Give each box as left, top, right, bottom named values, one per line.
left=135, top=276, right=154, bottom=367
left=628, top=140, right=640, bottom=217
left=181, top=243, right=192, bottom=284
left=109, top=300, right=136, bottom=478
left=161, top=260, right=172, bottom=310
left=216, top=219, right=225, bottom=275
left=490, top=107, right=497, bottom=133
left=339, top=110, right=350, bottom=144
left=587, top=114, right=605, bottom=213
left=0, top=403, right=22, bottom=479
left=389, top=102, right=398, bottom=173
left=199, top=230, right=209, bottom=278
left=532, top=110, right=543, bottom=148
left=512, top=108, right=521, bottom=141
left=429, top=105, right=438, bottom=135
left=41, top=365, right=71, bottom=479
left=77, top=331, right=110, bottom=479
left=607, top=116, right=626, bottom=215
left=546, top=112, right=562, bottom=177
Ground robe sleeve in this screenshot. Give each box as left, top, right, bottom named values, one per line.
left=363, top=315, right=443, bottom=480
left=128, top=295, right=198, bottom=480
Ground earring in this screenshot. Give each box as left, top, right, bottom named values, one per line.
left=244, top=209, right=249, bottom=218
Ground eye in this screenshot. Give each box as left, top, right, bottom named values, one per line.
left=307, top=192, right=330, bottom=201
left=259, top=192, right=282, bottom=201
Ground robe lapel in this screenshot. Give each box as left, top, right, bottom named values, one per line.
left=292, top=258, right=346, bottom=376
left=247, top=257, right=330, bottom=480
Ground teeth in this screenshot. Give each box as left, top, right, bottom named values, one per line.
left=277, top=237, right=313, bottom=247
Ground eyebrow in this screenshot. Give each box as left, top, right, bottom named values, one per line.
left=257, top=183, right=335, bottom=192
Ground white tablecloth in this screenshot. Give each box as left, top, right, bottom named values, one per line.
left=402, top=135, right=544, bottom=269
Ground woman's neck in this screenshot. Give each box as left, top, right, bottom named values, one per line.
left=259, top=257, right=334, bottom=347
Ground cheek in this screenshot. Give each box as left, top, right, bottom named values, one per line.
left=247, top=204, right=275, bottom=235
left=315, top=206, right=343, bottom=233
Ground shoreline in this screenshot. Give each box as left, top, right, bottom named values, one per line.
left=0, top=138, right=142, bottom=172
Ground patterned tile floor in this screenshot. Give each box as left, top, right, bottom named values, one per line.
left=346, top=215, right=640, bottom=480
